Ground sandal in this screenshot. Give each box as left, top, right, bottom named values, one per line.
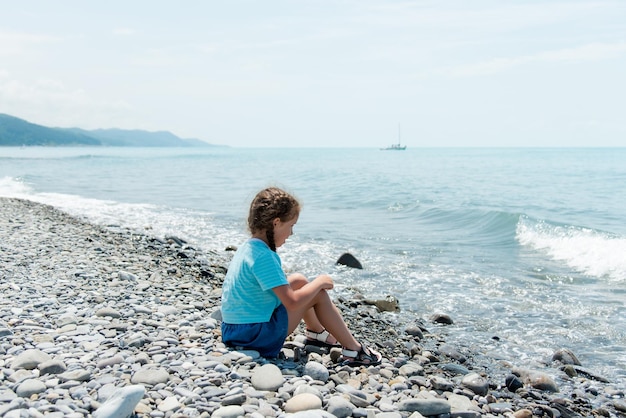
left=305, top=329, right=340, bottom=349
left=340, top=343, right=382, bottom=366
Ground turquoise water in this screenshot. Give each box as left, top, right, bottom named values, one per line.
left=1, top=146, right=625, bottom=386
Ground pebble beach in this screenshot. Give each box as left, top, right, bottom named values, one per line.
left=1, top=197, right=624, bottom=418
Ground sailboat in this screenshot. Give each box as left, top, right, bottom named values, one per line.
left=381, top=124, right=407, bottom=150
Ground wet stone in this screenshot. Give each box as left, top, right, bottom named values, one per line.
left=462, top=372, right=489, bottom=396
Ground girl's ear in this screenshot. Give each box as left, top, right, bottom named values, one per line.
left=272, top=217, right=281, bottom=228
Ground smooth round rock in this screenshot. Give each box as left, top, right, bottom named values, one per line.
left=399, top=362, right=424, bottom=377
left=212, top=405, right=246, bottom=418
left=12, top=349, right=51, bottom=370
left=284, top=393, right=323, bottom=413
left=430, top=313, right=454, bottom=325
left=38, top=359, right=67, bottom=375
left=59, top=368, right=92, bottom=382
left=398, top=399, right=451, bottom=415
left=431, top=375, right=454, bottom=391
left=505, top=374, right=524, bottom=392
left=158, top=396, right=181, bottom=412
left=326, top=395, right=354, bottom=418
left=95, top=307, right=121, bottom=318
left=462, top=372, right=489, bottom=396
left=303, top=361, right=329, bottom=383
left=512, top=409, right=533, bottom=418
left=131, top=368, right=170, bottom=385
left=16, top=379, right=47, bottom=397
left=552, top=348, right=581, bottom=366
left=251, top=364, right=283, bottom=391
left=513, top=368, right=559, bottom=393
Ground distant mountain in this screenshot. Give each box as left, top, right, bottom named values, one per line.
left=0, top=113, right=220, bottom=147
left=0, top=113, right=100, bottom=146
left=64, top=127, right=214, bottom=147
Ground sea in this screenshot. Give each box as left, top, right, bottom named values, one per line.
left=1, top=146, right=625, bottom=388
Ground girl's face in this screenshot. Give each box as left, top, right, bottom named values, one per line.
left=273, top=213, right=298, bottom=248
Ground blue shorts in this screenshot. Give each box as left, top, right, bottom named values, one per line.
left=221, top=304, right=288, bottom=358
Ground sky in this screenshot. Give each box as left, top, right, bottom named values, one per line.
left=1, top=1, right=625, bottom=148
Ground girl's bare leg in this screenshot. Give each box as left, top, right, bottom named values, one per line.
left=286, top=273, right=359, bottom=351
left=287, top=274, right=321, bottom=331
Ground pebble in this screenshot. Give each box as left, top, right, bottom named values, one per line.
left=512, top=367, right=559, bottom=392
left=130, top=368, right=170, bottom=385
left=326, top=396, right=354, bottom=417
left=12, top=349, right=51, bottom=369
left=251, top=364, right=284, bottom=391
left=284, top=393, right=323, bottom=413
left=92, top=384, right=145, bottom=418
left=461, top=372, right=489, bottom=396
left=212, top=405, right=246, bottom=418
left=303, top=361, right=329, bottom=382
left=0, top=198, right=623, bottom=417
left=15, top=379, right=47, bottom=397
left=399, top=398, right=451, bottom=415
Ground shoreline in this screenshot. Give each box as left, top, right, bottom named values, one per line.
left=1, top=197, right=624, bottom=417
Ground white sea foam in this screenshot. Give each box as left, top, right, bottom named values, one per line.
left=0, top=176, right=33, bottom=197
left=516, top=216, right=626, bottom=282
left=0, top=176, right=239, bottom=252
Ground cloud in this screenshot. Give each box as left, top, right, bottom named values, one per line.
left=444, top=41, right=626, bottom=77
left=0, top=76, right=136, bottom=129
left=0, top=31, right=61, bottom=56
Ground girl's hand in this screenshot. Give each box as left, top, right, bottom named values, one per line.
left=273, top=273, right=334, bottom=311
left=315, top=274, right=334, bottom=290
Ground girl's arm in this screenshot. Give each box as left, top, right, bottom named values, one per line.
left=272, top=274, right=334, bottom=311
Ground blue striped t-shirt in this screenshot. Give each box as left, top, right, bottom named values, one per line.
left=221, top=238, right=288, bottom=323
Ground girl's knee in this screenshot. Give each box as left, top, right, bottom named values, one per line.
left=288, top=273, right=308, bottom=289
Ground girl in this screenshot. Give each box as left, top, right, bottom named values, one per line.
left=220, top=187, right=381, bottom=366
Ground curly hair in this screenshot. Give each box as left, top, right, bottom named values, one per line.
left=248, top=187, right=300, bottom=252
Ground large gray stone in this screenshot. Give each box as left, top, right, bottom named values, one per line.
left=12, top=349, right=51, bottom=370
left=212, top=405, right=246, bottom=418
left=15, top=379, right=46, bottom=397
left=398, top=398, right=451, bottom=415
left=303, top=361, right=329, bottom=383
left=38, top=359, right=67, bottom=375
left=92, top=385, right=145, bottom=418
left=131, top=367, right=170, bottom=385
left=512, top=368, right=559, bottom=392
left=251, top=363, right=283, bottom=391
left=326, top=395, right=354, bottom=418
left=284, top=393, right=323, bottom=413
left=461, top=372, right=489, bottom=396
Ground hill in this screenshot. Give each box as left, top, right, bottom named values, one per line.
left=0, top=114, right=218, bottom=147
left=0, top=114, right=100, bottom=146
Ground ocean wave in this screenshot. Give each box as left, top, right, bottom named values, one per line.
left=416, top=207, right=521, bottom=247
left=0, top=150, right=113, bottom=161
left=516, top=216, right=626, bottom=282
left=0, top=176, right=33, bottom=197
left=0, top=176, right=240, bottom=253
